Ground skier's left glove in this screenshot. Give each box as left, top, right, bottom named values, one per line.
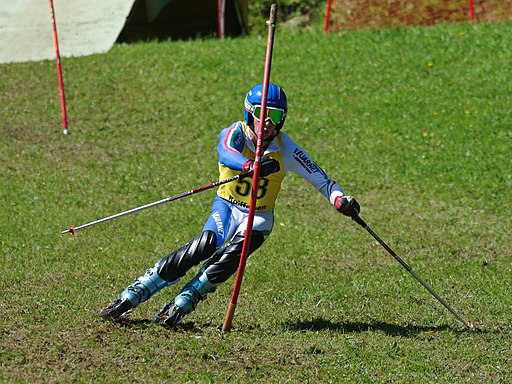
left=335, top=196, right=360, bottom=218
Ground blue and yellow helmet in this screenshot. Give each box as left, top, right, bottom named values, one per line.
left=244, top=83, right=287, bottom=132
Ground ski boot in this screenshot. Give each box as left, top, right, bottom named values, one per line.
left=154, top=271, right=216, bottom=328
left=99, top=267, right=173, bottom=322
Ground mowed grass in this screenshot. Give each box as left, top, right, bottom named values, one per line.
left=1, top=21, right=511, bottom=383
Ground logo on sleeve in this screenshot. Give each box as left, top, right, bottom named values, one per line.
left=293, top=148, right=321, bottom=174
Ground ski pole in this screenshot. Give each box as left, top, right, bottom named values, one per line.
left=353, top=215, right=475, bottom=330
left=61, top=171, right=252, bottom=235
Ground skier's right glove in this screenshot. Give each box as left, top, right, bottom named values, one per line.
left=242, top=156, right=280, bottom=178
left=335, top=195, right=360, bottom=218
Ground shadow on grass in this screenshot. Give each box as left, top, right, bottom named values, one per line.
left=115, top=318, right=206, bottom=333
left=108, top=317, right=486, bottom=335
left=284, top=317, right=468, bottom=337
left=115, top=318, right=153, bottom=329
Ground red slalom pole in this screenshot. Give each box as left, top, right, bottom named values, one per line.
left=324, top=0, right=333, bottom=33
left=468, top=0, right=475, bottom=24
left=49, top=0, right=69, bottom=134
left=222, top=4, right=278, bottom=332
left=217, top=0, right=225, bottom=39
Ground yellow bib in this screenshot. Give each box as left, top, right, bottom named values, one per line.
left=217, top=124, right=284, bottom=211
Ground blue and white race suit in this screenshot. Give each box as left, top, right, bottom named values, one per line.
left=203, top=121, right=345, bottom=249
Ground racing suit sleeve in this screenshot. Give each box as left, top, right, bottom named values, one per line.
left=217, top=122, right=248, bottom=171
left=281, top=132, right=345, bottom=205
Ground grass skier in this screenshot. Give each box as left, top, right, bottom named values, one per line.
left=99, top=83, right=360, bottom=327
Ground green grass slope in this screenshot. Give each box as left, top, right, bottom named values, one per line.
left=1, top=22, right=511, bottom=383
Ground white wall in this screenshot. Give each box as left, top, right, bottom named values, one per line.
left=0, top=0, right=135, bottom=63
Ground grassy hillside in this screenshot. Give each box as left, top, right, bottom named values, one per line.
left=1, top=21, right=511, bottom=383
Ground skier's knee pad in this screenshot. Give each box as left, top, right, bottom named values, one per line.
left=204, top=231, right=265, bottom=284
left=156, top=230, right=217, bottom=282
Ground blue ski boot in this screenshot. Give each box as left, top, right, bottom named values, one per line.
left=154, top=271, right=216, bottom=328
left=99, top=267, right=174, bottom=322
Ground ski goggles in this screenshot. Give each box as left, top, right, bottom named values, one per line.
left=252, top=105, right=286, bottom=125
